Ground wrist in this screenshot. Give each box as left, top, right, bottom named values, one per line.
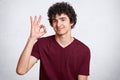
left=28, top=37, right=37, bottom=44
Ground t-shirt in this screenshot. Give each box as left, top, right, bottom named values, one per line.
left=31, top=35, right=90, bottom=80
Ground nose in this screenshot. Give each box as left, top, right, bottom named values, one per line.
left=56, top=20, right=61, bottom=27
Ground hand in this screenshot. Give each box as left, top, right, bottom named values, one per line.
left=29, top=16, right=47, bottom=41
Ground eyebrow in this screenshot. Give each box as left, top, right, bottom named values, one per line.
left=60, top=17, right=66, bottom=19
left=52, top=17, right=67, bottom=20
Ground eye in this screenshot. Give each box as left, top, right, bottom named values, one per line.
left=52, top=19, right=57, bottom=23
left=61, top=18, right=65, bottom=21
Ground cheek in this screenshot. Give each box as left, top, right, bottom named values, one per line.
left=52, top=25, right=57, bottom=31
left=52, top=23, right=56, bottom=27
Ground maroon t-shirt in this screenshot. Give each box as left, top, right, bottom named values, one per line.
left=31, top=35, right=90, bottom=80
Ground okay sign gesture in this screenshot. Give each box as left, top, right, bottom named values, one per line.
left=30, top=16, right=47, bottom=41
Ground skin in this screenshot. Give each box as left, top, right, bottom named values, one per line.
left=16, top=14, right=88, bottom=80
left=52, top=14, right=74, bottom=48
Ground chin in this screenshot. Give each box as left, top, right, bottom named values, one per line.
left=56, top=32, right=66, bottom=36
left=55, top=30, right=68, bottom=36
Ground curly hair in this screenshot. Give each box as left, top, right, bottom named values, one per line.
left=47, top=2, right=77, bottom=28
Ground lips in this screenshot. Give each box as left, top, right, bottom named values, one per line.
left=57, top=27, right=64, bottom=31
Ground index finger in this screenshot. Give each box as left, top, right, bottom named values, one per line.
left=37, top=15, right=42, bottom=24
left=30, top=16, right=33, bottom=25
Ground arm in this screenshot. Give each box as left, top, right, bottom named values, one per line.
left=16, top=16, right=46, bottom=75
left=78, top=75, right=88, bottom=80
left=78, top=48, right=90, bottom=80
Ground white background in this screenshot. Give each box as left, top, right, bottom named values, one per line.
left=0, top=0, right=120, bottom=80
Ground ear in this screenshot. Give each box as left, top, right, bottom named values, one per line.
left=70, top=22, right=74, bottom=27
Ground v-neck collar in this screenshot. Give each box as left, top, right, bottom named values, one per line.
left=52, top=35, right=76, bottom=49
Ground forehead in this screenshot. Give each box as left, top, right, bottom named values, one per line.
left=52, top=13, right=69, bottom=19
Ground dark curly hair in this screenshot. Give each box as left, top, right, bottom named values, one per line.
left=47, top=2, right=77, bottom=28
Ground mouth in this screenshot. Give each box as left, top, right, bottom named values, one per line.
left=57, top=27, right=64, bottom=31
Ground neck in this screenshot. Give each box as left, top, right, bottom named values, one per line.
left=55, top=33, right=74, bottom=48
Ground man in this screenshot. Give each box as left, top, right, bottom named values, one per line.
left=16, top=2, right=90, bottom=80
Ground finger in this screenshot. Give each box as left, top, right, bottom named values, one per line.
left=39, top=28, right=47, bottom=36
left=42, top=25, right=46, bottom=31
left=39, top=25, right=46, bottom=33
left=39, top=25, right=44, bottom=32
left=39, top=24, right=44, bottom=29
left=33, top=16, right=37, bottom=24
left=43, top=27, right=47, bottom=33
left=41, top=25, right=47, bottom=33
left=37, top=16, right=42, bottom=24
left=30, top=16, right=33, bottom=25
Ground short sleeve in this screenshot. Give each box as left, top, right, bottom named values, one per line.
left=78, top=49, right=91, bottom=76
left=31, top=41, right=40, bottom=59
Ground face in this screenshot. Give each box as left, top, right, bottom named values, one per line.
left=52, top=13, right=73, bottom=36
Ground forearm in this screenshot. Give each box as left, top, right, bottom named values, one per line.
left=78, top=75, right=88, bottom=80
left=16, top=16, right=46, bottom=75
left=16, top=38, right=35, bottom=75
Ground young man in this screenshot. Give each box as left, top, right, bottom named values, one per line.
left=16, top=2, right=90, bottom=80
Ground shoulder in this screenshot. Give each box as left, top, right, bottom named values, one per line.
left=36, top=35, right=54, bottom=46
left=74, top=38, right=90, bottom=55
left=38, top=35, right=54, bottom=42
